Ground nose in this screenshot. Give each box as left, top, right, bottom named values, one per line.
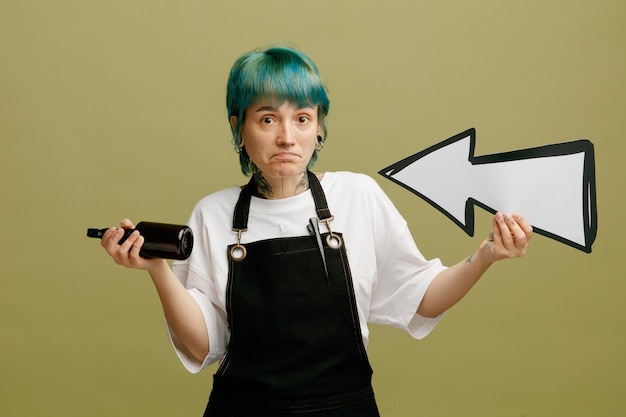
left=277, top=122, right=296, bottom=147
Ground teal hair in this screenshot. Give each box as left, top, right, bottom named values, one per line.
left=227, top=46, right=330, bottom=176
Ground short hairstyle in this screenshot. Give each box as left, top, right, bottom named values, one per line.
left=226, top=46, right=330, bottom=176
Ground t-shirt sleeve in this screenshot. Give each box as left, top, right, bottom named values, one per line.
left=369, top=228, right=447, bottom=339
left=363, top=176, right=447, bottom=339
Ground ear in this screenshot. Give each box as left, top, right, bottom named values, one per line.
left=230, top=116, right=242, bottom=146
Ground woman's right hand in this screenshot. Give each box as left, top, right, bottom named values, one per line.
left=101, top=219, right=209, bottom=361
left=100, top=218, right=166, bottom=271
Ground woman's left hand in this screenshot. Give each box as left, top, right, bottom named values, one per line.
left=481, top=212, right=533, bottom=262
left=417, top=212, right=533, bottom=318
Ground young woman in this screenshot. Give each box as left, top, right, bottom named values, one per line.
left=100, top=46, right=532, bottom=416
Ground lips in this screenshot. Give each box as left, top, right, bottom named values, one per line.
left=272, top=152, right=299, bottom=160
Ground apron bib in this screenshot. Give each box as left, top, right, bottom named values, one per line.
left=204, top=172, right=379, bottom=416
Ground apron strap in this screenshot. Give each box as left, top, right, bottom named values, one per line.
left=232, top=171, right=333, bottom=231
left=308, top=171, right=333, bottom=222
left=232, top=178, right=255, bottom=231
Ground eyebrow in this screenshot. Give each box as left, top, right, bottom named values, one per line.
left=253, top=104, right=315, bottom=113
left=254, top=106, right=279, bottom=113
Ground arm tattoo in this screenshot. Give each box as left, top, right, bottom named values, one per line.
left=466, top=241, right=494, bottom=266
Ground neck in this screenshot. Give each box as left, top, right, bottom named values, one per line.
left=253, top=171, right=310, bottom=200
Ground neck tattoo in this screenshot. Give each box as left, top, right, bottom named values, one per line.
left=252, top=171, right=309, bottom=199
left=252, top=171, right=273, bottom=198
left=293, top=172, right=310, bottom=195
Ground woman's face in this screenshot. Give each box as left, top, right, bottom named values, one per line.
left=236, top=101, right=319, bottom=181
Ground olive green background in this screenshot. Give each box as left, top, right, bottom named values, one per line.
left=2, top=1, right=624, bottom=416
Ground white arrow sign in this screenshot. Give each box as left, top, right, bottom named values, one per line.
left=379, top=128, right=597, bottom=253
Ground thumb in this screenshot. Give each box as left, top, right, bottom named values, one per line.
left=120, top=218, right=135, bottom=229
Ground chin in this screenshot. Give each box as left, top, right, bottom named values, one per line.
left=266, top=159, right=300, bottom=170
left=277, top=168, right=305, bottom=177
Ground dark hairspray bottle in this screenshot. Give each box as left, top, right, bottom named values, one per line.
left=87, top=221, right=194, bottom=260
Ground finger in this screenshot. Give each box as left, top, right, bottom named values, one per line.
left=129, top=234, right=143, bottom=254
left=102, top=227, right=125, bottom=249
left=121, top=218, right=135, bottom=229
left=513, top=214, right=533, bottom=242
left=504, top=215, right=528, bottom=254
left=504, top=214, right=531, bottom=251
left=100, top=228, right=129, bottom=265
left=119, top=229, right=140, bottom=253
left=490, top=214, right=502, bottom=244
left=100, top=227, right=117, bottom=246
left=126, top=235, right=146, bottom=266
left=494, top=212, right=514, bottom=247
left=104, top=229, right=137, bottom=264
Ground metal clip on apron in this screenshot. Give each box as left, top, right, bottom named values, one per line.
left=205, top=171, right=380, bottom=417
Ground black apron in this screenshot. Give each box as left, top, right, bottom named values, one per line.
left=203, top=172, right=380, bottom=416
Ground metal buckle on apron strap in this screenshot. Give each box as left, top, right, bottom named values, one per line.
left=308, top=216, right=343, bottom=284
left=307, top=216, right=343, bottom=250
left=320, top=215, right=342, bottom=249
left=229, top=228, right=248, bottom=261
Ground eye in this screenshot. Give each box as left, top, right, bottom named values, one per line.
left=297, top=115, right=310, bottom=124
left=261, top=116, right=274, bottom=124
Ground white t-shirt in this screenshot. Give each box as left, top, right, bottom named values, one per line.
left=170, top=172, right=447, bottom=373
